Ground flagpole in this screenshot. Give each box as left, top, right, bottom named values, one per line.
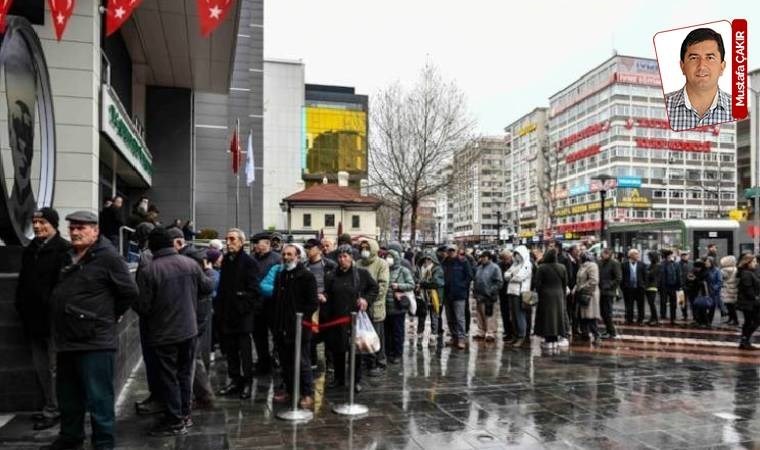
left=235, top=118, right=241, bottom=228
left=248, top=129, right=254, bottom=233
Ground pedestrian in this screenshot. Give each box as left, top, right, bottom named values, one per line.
left=250, top=232, right=282, bottom=376
left=720, top=255, right=739, bottom=326
left=504, top=246, right=532, bottom=348
left=384, top=249, right=415, bottom=363
left=678, top=251, right=693, bottom=320
left=15, top=208, right=70, bottom=431
left=303, top=238, right=337, bottom=373
left=737, top=253, right=760, bottom=349
left=622, top=249, right=647, bottom=325
left=416, top=250, right=445, bottom=348
left=644, top=251, right=661, bottom=326
left=215, top=229, right=258, bottom=400
left=473, top=250, right=503, bottom=342
left=357, top=238, right=389, bottom=376
left=323, top=245, right=379, bottom=393
left=460, top=247, right=477, bottom=336
left=658, top=250, right=682, bottom=325
left=597, top=248, right=621, bottom=338
left=686, top=260, right=709, bottom=327
left=133, top=228, right=214, bottom=436
left=98, top=196, right=124, bottom=247
left=534, top=249, right=568, bottom=350
left=42, top=211, right=138, bottom=450
left=271, top=244, right=319, bottom=409
left=497, top=250, right=515, bottom=343
left=182, top=220, right=197, bottom=242
left=442, top=245, right=474, bottom=350
left=706, top=243, right=719, bottom=260
left=321, top=238, right=335, bottom=256
left=575, top=251, right=601, bottom=344
left=704, top=257, right=723, bottom=326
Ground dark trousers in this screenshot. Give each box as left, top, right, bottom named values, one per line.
left=524, top=304, right=533, bottom=338
left=499, top=293, right=514, bottom=339
left=464, top=296, right=471, bottom=335
left=276, top=331, right=313, bottom=397
left=385, top=314, right=405, bottom=358
left=581, top=318, right=599, bottom=337
left=223, top=332, right=253, bottom=383
left=57, top=350, right=115, bottom=448
left=139, top=321, right=160, bottom=396
left=645, top=291, right=658, bottom=322
left=742, top=308, right=760, bottom=340
left=566, top=294, right=579, bottom=335
left=151, top=338, right=195, bottom=423
left=193, top=334, right=214, bottom=403
left=728, top=304, right=739, bottom=324
left=623, top=288, right=645, bottom=323
left=659, top=289, right=678, bottom=323
left=252, top=307, right=273, bottom=372
left=600, top=294, right=616, bottom=336
left=324, top=326, right=361, bottom=385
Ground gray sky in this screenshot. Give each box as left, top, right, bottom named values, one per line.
left=264, top=1, right=758, bottom=134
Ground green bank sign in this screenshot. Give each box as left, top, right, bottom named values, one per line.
left=102, top=87, right=152, bottom=184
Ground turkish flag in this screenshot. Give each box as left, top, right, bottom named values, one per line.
left=48, top=0, right=75, bottom=41
left=106, top=0, right=142, bottom=37
left=229, top=127, right=240, bottom=175
left=196, top=0, right=234, bottom=37
left=0, top=0, right=14, bottom=34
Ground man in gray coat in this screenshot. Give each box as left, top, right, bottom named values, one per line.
left=473, top=251, right=503, bottom=340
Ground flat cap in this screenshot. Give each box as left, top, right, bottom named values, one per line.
left=251, top=231, right=271, bottom=243
left=65, top=210, right=98, bottom=224
left=167, top=227, right=184, bottom=240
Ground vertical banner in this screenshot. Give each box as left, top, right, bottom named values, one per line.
left=732, top=19, right=748, bottom=120
left=0, top=0, right=13, bottom=33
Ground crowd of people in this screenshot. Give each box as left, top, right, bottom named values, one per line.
left=14, top=203, right=760, bottom=450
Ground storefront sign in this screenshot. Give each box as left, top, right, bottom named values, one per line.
left=517, top=123, right=537, bottom=137
left=614, top=72, right=662, bottom=87
left=553, top=198, right=614, bottom=218
left=625, top=117, right=720, bottom=135
left=635, top=137, right=711, bottom=153
left=558, top=121, right=610, bottom=150
left=565, top=144, right=601, bottom=163
left=102, top=86, right=153, bottom=184
left=617, top=176, right=642, bottom=188
left=555, top=220, right=601, bottom=233
left=617, top=189, right=651, bottom=208
left=569, top=184, right=589, bottom=197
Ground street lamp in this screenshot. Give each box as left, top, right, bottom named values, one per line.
left=592, top=173, right=615, bottom=247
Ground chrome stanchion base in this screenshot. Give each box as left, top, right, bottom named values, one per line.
left=332, top=403, right=368, bottom=416
left=277, top=409, right=314, bottom=421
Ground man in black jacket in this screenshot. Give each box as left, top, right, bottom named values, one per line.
left=598, top=248, right=622, bottom=338
left=250, top=232, right=282, bottom=376
left=622, top=248, right=648, bottom=324
left=216, top=229, right=258, bottom=399
left=272, top=245, right=319, bottom=409
left=15, top=208, right=70, bottom=431
left=42, top=211, right=138, bottom=450
left=323, top=245, right=379, bottom=393
left=304, top=238, right=336, bottom=372
left=134, top=228, right=214, bottom=436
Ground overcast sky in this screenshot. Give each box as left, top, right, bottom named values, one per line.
left=264, top=1, right=758, bottom=135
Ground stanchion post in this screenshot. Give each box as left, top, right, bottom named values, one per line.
left=333, top=312, right=368, bottom=416
left=277, top=312, right=313, bottom=421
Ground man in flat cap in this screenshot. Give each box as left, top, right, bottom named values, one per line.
left=250, top=231, right=281, bottom=376
left=41, top=211, right=138, bottom=450
left=15, top=208, right=70, bottom=431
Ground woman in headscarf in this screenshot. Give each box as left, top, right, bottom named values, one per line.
left=534, top=249, right=568, bottom=350
left=575, top=251, right=601, bottom=344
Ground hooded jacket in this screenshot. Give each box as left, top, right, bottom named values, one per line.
left=358, top=238, right=390, bottom=322
left=505, top=246, right=532, bottom=296
left=388, top=242, right=416, bottom=279
left=720, top=256, right=738, bottom=305
left=417, top=250, right=444, bottom=307
left=385, top=249, right=415, bottom=315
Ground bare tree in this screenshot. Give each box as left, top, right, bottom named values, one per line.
left=369, top=62, right=476, bottom=244
left=538, top=141, right=562, bottom=233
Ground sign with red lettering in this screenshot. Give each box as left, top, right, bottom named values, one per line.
left=565, top=144, right=601, bottom=163
left=558, top=121, right=609, bottom=150
left=634, top=137, right=711, bottom=153
left=624, top=117, right=720, bottom=135
left=614, top=72, right=662, bottom=86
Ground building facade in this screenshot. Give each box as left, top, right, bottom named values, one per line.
left=303, top=84, right=368, bottom=188
left=548, top=55, right=737, bottom=239
left=451, top=137, right=508, bottom=243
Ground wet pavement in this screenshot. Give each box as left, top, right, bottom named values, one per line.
left=3, top=310, right=760, bottom=449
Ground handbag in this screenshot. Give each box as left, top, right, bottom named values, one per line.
left=576, top=293, right=591, bottom=307
left=521, top=291, right=537, bottom=308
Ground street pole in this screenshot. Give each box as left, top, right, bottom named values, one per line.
left=753, top=85, right=760, bottom=254
left=600, top=189, right=606, bottom=246
left=496, top=210, right=502, bottom=246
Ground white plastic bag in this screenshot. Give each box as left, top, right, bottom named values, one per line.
left=355, top=311, right=381, bottom=354
left=406, top=290, right=417, bottom=316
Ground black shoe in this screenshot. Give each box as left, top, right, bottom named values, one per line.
left=388, top=357, right=399, bottom=365
left=739, top=340, right=755, bottom=350
left=39, top=440, right=83, bottom=450
left=134, top=395, right=154, bottom=407
left=149, top=420, right=188, bottom=437
left=327, top=379, right=345, bottom=389
left=240, top=384, right=252, bottom=399
left=33, top=416, right=60, bottom=430
left=216, top=381, right=242, bottom=396
left=183, top=416, right=193, bottom=428
left=354, top=383, right=363, bottom=394
left=136, top=400, right=167, bottom=416
left=253, top=366, right=272, bottom=376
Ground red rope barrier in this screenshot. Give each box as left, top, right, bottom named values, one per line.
left=302, top=315, right=350, bottom=333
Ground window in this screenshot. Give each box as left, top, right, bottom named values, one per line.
left=351, top=215, right=360, bottom=229
left=325, top=214, right=335, bottom=227
left=303, top=213, right=312, bottom=228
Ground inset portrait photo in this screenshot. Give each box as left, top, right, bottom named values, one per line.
left=654, top=21, right=734, bottom=132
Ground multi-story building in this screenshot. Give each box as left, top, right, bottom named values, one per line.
left=548, top=55, right=737, bottom=239
left=504, top=108, right=549, bottom=241
left=451, top=137, right=508, bottom=244
left=303, top=84, right=368, bottom=189
left=435, top=164, right=454, bottom=243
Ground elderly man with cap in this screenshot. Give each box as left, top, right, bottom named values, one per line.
left=250, top=231, right=282, bottom=376
left=304, top=238, right=336, bottom=371
left=15, top=208, right=70, bottom=431
left=41, top=211, right=138, bottom=450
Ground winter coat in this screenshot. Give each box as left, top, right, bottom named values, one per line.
left=50, top=238, right=138, bottom=352
left=417, top=251, right=445, bottom=309
left=597, top=257, right=622, bottom=297
left=252, top=251, right=282, bottom=298
left=505, top=246, right=532, bottom=296
left=474, top=260, right=503, bottom=304
left=737, top=267, right=760, bottom=312
left=679, top=260, right=693, bottom=289
left=622, top=260, right=647, bottom=290
left=385, top=250, right=415, bottom=316
left=99, top=206, right=124, bottom=239
left=324, top=264, right=380, bottom=319
left=720, top=260, right=738, bottom=305
left=705, top=267, right=722, bottom=301
left=576, top=261, right=601, bottom=320
left=659, top=260, right=682, bottom=291
left=442, top=255, right=474, bottom=302
left=134, top=248, right=214, bottom=347
left=15, top=233, right=71, bottom=338
left=358, top=239, right=390, bottom=322
left=216, top=251, right=259, bottom=334
left=272, top=263, right=319, bottom=341
left=534, top=258, right=568, bottom=337
left=645, top=262, right=661, bottom=292
left=388, top=242, right=416, bottom=280
left=260, top=264, right=282, bottom=298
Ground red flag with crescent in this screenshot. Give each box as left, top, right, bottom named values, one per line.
left=48, top=0, right=75, bottom=41
left=106, top=0, right=142, bottom=37
left=196, top=0, right=234, bottom=37
left=0, top=0, right=14, bottom=34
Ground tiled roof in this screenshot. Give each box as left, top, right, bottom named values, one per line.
left=283, top=184, right=381, bottom=206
